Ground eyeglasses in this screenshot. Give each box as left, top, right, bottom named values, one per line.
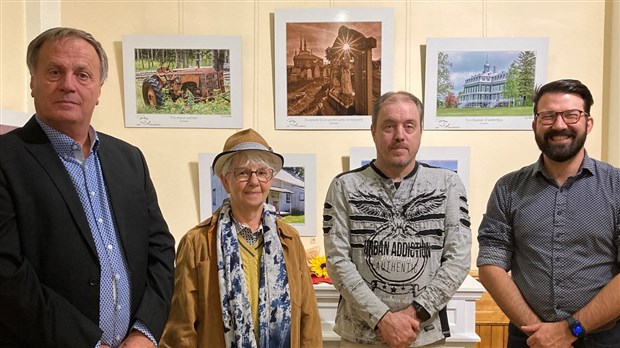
left=535, top=109, right=588, bottom=126
left=231, top=167, right=274, bottom=182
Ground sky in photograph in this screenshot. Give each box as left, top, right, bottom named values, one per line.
left=420, top=160, right=458, bottom=172
left=286, top=21, right=382, bottom=65
left=442, top=50, right=526, bottom=94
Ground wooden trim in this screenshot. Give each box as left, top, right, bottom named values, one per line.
left=474, top=270, right=509, bottom=347
left=476, top=324, right=508, bottom=348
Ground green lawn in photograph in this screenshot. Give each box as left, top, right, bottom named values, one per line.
left=135, top=82, right=231, bottom=115
left=281, top=215, right=305, bottom=224
left=437, top=106, right=531, bottom=117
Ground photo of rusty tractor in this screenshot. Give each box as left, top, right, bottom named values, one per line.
left=142, top=64, right=227, bottom=107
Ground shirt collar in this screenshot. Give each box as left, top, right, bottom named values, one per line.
left=35, top=115, right=99, bottom=160
left=229, top=211, right=263, bottom=234
left=532, top=150, right=594, bottom=179
left=369, top=159, right=419, bottom=180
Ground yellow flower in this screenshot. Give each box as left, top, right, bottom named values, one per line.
left=309, top=255, right=329, bottom=279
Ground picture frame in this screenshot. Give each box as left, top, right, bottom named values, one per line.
left=122, top=35, right=242, bottom=128
left=198, top=153, right=317, bottom=237
left=274, top=8, right=394, bottom=130
left=349, top=146, right=471, bottom=192
left=424, top=37, right=548, bottom=130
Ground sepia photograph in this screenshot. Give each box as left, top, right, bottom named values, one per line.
left=122, top=35, right=242, bottom=128
left=275, top=8, right=394, bottom=130
left=424, top=37, right=548, bottom=130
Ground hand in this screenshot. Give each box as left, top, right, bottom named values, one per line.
left=396, top=305, right=421, bottom=332
left=376, top=308, right=420, bottom=348
left=118, top=330, right=156, bottom=348
left=521, top=322, right=577, bottom=348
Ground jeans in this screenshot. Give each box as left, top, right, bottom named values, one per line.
left=507, top=321, right=620, bottom=348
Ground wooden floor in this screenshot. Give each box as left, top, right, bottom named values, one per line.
left=475, top=290, right=510, bottom=348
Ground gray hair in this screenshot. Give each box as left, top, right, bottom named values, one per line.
left=218, top=151, right=279, bottom=178
left=27, top=27, right=108, bottom=83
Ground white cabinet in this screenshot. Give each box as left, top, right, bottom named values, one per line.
left=314, top=275, right=484, bottom=347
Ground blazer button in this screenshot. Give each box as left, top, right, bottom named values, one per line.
left=89, top=279, right=97, bottom=286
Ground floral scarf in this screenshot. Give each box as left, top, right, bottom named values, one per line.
left=216, top=198, right=292, bottom=347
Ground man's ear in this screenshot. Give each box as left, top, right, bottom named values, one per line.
left=586, top=115, right=594, bottom=135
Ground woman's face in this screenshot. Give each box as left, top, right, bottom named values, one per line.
left=220, top=155, right=273, bottom=214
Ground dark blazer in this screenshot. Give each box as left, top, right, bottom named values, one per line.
left=0, top=117, right=175, bottom=347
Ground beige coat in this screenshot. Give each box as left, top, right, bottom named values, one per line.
left=160, top=211, right=323, bottom=348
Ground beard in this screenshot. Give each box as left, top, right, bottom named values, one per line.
left=388, top=157, right=414, bottom=168
left=386, top=145, right=415, bottom=168
left=535, top=128, right=586, bottom=162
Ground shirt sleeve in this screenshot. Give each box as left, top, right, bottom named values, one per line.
left=415, top=173, right=472, bottom=317
left=132, top=320, right=157, bottom=346
left=476, top=178, right=514, bottom=270
left=323, top=177, right=390, bottom=329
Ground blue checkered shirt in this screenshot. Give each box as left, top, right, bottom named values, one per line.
left=37, top=117, right=155, bottom=347
left=477, top=152, right=620, bottom=321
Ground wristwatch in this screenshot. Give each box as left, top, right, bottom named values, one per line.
left=413, top=301, right=431, bottom=322
left=566, top=316, right=586, bottom=338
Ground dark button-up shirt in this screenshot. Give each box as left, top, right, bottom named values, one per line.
left=477, top=152, right=620, bottom=321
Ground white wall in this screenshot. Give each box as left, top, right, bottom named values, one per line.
left=1, top=0, right=618, bottom=270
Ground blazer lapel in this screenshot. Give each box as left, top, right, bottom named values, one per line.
left=19, top=117, right=98, bottom=256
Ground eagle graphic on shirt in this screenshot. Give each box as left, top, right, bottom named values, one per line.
left=348, top=188, right=446, bottom=295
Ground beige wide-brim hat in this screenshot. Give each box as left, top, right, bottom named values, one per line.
left=212, top=128, right=284, bottom=175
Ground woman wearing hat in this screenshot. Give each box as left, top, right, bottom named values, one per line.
left=160, top=129, right=322, bottom=348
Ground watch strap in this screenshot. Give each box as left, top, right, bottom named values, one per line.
left=413, top=301, right=431, bottom=322
left=566, top=316, right=586, bottom=338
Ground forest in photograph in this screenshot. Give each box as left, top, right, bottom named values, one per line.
left=134, top=48, right=231, bottom=115
left=436, top=50, right=536, bottom=117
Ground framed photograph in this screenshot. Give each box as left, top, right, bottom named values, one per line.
left=1, top=109, right=29, bottom=135
left=349, top=146, right=471, bottom=192
left=274, top=8, right=394, bottom=130
left=122, top=35, right=242, bottom=128
left=424, top=37, right=548, bottom=130
left=198, top=153, right=317, bottom=237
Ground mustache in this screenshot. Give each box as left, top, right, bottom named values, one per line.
left=544, top=129, right=576, bottom=141
left=390, top=142, right=408, bottom=150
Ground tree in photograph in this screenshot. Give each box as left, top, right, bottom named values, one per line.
left=436, top=52, right=454, bottom=108
left=515, top=51, right=536, bottom=106
left=503, top=62, right=520, bottom=106
left=212, top=50, right=227, bottom=71
left=444, top=92, right=458, bottom=108
left=503, top=51, right=536, bottom=106
left=283, top=167, right=305, bottom=181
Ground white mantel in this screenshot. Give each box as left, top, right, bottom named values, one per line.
left=314, top=275, right=484, bottom=347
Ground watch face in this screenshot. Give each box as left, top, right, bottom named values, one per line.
left=569, top=319, right=585, bottom=338
left=572, top=324, right=584, bottom=337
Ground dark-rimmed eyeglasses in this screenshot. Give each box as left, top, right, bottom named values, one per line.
left=535, top=109, right=588, bottom=126
left=231, top=167, right=274, bottom=182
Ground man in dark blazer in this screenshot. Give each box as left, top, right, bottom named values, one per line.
left=0, top=27, right=175, bottom=347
